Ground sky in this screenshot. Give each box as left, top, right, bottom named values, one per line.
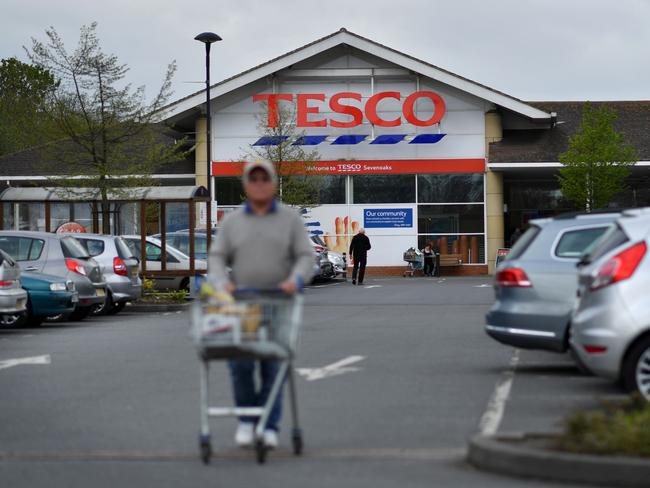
left=3, top=0, right=650, bottom=104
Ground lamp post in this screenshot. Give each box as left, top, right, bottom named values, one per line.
left=194, top=32, right=222, bottom=226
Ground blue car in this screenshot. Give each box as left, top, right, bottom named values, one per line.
left=11, top=272, right=78, bottom=327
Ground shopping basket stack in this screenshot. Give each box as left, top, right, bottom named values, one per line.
left=402, top=247, right=424, bottom=277
left=191, top=288, right=304, bottom=464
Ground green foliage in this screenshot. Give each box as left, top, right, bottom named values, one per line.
left=558, top=103, right=637, bottom=211
left=244, top=103, right=322, bottom=207
left=25, top=23, right=187, bottom=233
left=141, top=277, right=188, bottom=303
left=0, top=57, right=59, bottom=155
left=557, top=395, right=650, bottom=457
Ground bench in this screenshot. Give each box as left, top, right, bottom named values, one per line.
left=439, top=254, right=463, bottom=267
left=435, top=254, right=462, bottom=276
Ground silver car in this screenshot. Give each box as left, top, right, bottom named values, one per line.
left=122, top=235, right=207, bottom=291
left=311, top=235, right=347, bottom=279
left=0, top=231, right=107, bottom=321
left=485, top=212, right=620, bottom=352
left=570, top=208, right=650, bottom=399
left=70, top=234, right=142, bottom=315
left=0, top=249, right=28, bottom=326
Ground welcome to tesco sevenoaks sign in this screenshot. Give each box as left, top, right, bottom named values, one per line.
left=252, top=91, right=446, bottom=128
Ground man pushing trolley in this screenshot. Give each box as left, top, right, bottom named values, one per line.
left=195, top=159, right=315, bottom=464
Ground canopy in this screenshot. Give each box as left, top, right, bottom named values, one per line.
left=0, top=186, right=209, bottom=202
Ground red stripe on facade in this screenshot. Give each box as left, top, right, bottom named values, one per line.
left=211, top=159, right=485, bottom=176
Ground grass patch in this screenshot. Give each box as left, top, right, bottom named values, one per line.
left=557, top=395, right=650, bottom=457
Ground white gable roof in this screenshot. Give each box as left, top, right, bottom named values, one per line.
left=159, top=28, right=553, bottom=122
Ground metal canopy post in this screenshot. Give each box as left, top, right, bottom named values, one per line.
left=160, top=202, right=167, bottom=272
left=189, top=200, right=196, bottom=278
left=139, top=200, right=147, bottom=275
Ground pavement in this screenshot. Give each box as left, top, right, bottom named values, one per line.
left=0, top=277, right=623, bottom=487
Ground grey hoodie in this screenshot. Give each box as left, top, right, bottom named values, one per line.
left=208, top=202, right=315, bottom=289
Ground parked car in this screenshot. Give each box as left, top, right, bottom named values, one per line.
left=485, top=211, right=621, bottom=352
left=2, top=272, right=78, bottom=327
left=0, top=249, right=28, bottom=327
left=0, top=231, right=106, bottom=321
left=570, top=208, right=650, bottom=399
left=122, top=235, right=207, bottom=290
left=310, top=235, right=347, bottom=279
left=70, top=234, right=142, bottom=315
left=152, top=230, right=216, bottom=260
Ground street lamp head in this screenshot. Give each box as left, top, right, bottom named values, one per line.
left=194, top=32, right=222, bottom=44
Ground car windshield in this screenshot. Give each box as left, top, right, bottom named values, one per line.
left=115, top=237, right=136, bottom=260
left=60, top=236, right=90, bottom=258
left=506, top=225, right=541, bottom=261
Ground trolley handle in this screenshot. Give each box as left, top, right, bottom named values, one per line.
left=233, top=287, right=301, bottom=299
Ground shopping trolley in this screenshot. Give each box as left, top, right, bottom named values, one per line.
left=402, top=247, right=424, bottom=277
left=191, top=289, right=305, bottom=464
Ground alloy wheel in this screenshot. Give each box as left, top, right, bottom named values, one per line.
left=635, top=348, right=650, bottom=400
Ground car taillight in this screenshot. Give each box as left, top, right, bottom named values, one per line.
left=65, top=258, right=87, bottom=276
left=113, top=257, right=128, bottom=276
left=590, top=241, right=647, bottom=291
left=495, top=267, right=532, bottom=288
left=0, top=280, right=15, bottom=288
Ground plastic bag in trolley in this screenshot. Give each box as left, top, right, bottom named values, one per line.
left=195, top=301, right=268, bottom=345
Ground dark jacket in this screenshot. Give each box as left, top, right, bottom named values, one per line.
left=349, top=233, right=371, bottom=260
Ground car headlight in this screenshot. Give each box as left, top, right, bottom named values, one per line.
left=50, top=282, right=68, bottom=292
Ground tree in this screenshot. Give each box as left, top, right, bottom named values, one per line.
left=244, top=103, right=322, bottom=207
left=558, top=103, right=637, bottom=211
left=26, top=23, right=184, bottom=233
left=0, top=57, right=58, bottom=155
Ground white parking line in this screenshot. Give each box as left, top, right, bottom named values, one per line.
left=478, top=349, right=519, bottom=436
left=0, top=354, right=51, bottom=371
left=296, top=355, right=365, bottom=381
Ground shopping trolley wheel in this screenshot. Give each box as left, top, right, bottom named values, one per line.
left=292, top=428, right=304, bottom=456
left=255, top=439, right=267, bottom=464
left=199, top=434, right=212, bottom=465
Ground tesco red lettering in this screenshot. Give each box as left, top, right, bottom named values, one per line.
left=252, top=91, right=445, bottom=128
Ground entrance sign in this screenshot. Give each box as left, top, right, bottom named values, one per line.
left=364, top=208, right=413, bottom=228
left=253, top=91, right=446, bottom=128
left=213, top=159, right=485, bottom=176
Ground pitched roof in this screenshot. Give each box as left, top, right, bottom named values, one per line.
left=489, top=101, right=650, bottom=163
left=159, top=28, right=552, bottom=122
left=0, top=126, right=194, bottom=177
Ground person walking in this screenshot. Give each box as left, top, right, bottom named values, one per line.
left=349, top=228, right=371, bottom=285
left=208, top=159, right=314, bottom=450
left=422, top=241, right=435, bottom=277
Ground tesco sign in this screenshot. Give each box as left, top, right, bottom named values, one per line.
left=253, top=91, right=446, bottom=128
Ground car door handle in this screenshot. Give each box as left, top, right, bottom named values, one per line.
left=24, top=266, right=38, bottom=271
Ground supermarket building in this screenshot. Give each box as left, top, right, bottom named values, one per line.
left=3, top=28, right=650, bottom=274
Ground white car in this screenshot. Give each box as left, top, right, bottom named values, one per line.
left=122, top=235, right=207, bottom=291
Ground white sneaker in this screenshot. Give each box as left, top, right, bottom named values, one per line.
left=234, top=422, right=255, bottom=448
left=263, top=429, right=279, bottom=449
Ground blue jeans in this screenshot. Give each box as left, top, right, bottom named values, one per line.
left=228, top=359, right=284, bottom=431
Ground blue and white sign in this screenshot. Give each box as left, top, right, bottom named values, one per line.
left=364, top=208, right=413, bottom=228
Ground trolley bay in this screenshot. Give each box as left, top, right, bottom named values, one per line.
left=0, top=277, right=619, bottom=488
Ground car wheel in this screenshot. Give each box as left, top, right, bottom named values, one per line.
left=622, top=336, right=650, bottom=401
left=180, top=278, right=190, bottom=292
left=46, top=314, right=66, bottom=322
left=0, top=313, right=26, bottom=328
left=69, top=306, right=92, bottom=322
left=91, top=293, right=112, bottom=316
left=107, top=301, right=126, bottom=315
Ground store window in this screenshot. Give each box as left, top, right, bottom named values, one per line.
left=417, top=234, right=485, bottom=264
left=50, top=203, right=71, bottom=231
left=72, top=203, right=94, bottom=232
left=353, top=175, right=415, bottom=204
left=317, top=175, right=346, bottom=204
left=417, top=204, right=484, bottom=234
left=216, top=177, right=244, bottom=205
left=17, top=203, right=45, bottom=231
left=2, top=203, right=14, bottom=230
left=418, top=174, right=484, bottom=203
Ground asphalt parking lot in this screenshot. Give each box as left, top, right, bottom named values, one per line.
left=0, top=277, right=623, bottom=487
